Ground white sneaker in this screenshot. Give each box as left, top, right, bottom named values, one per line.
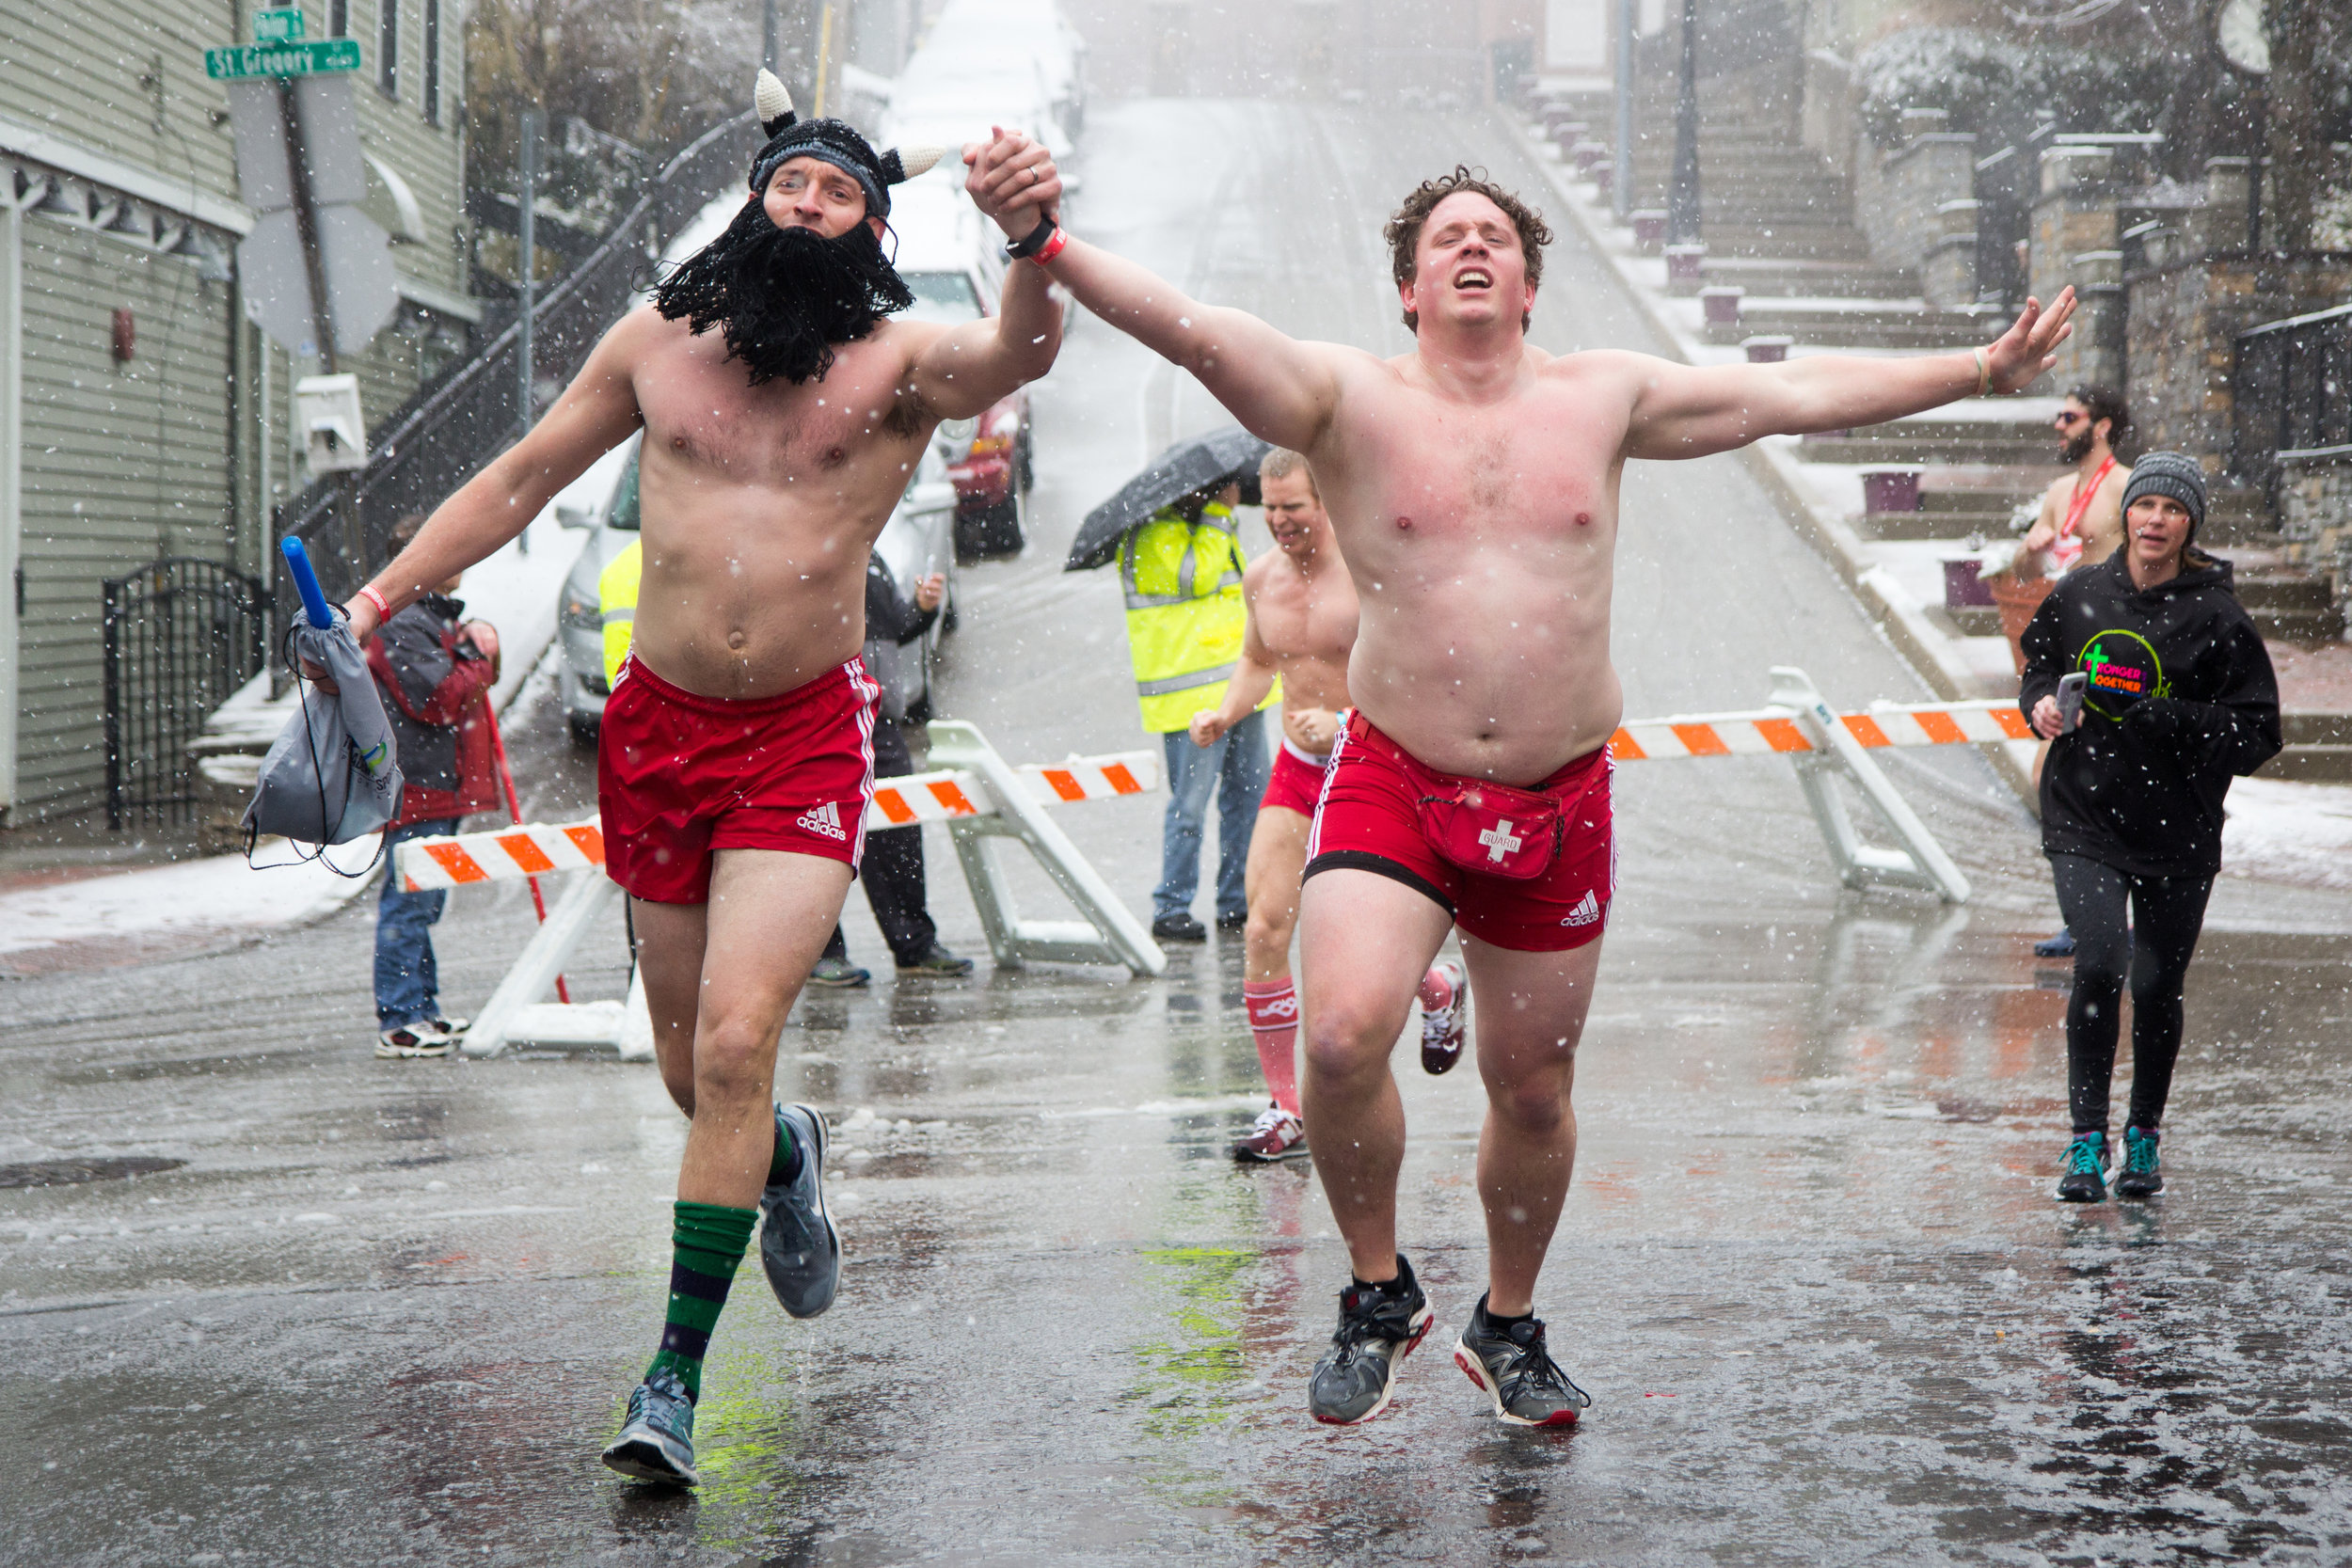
left=1232, top=1104, right=1308, bottom=1163
left=376, top=1021, right=453, bottom=1059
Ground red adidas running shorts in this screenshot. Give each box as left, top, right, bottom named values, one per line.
left=597, top=653, right=880, bottom=904
left=1261, top=736, right=1332, bottom=818
left=1302, top=711, right=1615, bottom=953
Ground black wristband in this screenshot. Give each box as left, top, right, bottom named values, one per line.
left=1003, top=213, right=1058, bottom=261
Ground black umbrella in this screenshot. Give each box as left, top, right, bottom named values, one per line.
left=1065, top=425, right=1273, bottom=572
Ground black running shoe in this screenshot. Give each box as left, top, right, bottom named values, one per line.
left=602, top=1368, right=699, bottom=1484
left=2114, top=1125, right=2163, bottom=1199
left=2057, top=1132, right=2107, bottom=1202
left=1307, top=1254, right=1434, bottom=1425
left=759, top=1103, right=841, bottom=1318
left=1152, top=911, right=1207, bottom=942
left=1453, top=1292, right=1591, bottom=1427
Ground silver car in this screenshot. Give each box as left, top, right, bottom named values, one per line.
left=557, top=437, right=961, bottom=741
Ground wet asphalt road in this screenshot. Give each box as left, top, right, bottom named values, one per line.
left=5, top=101, right=2352, bottom=1566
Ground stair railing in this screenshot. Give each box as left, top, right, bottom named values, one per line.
left=2232, top=300, right=2352, bottom=502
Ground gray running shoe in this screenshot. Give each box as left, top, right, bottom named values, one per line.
left=1453, top=1292, right=1591, bottom=1427
left=1307, top=1254, right=1434, bottom=1425
left=759, top=1102, right=841, bottom=1319
left=601, top=1368, right=699, bottom=1484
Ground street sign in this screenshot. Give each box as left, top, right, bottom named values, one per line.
left=252, top=8, right=305, bottom=42
left=204, top=39, right=360, bottom=81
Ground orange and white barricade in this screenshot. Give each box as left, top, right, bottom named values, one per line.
left=1606, top=667, right=1986, bottom=903
left=400, top=726, right=1168, bottom=1057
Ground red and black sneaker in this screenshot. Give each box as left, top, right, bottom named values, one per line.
left=1420, top=961, right=1468, bottom=1075
left=1232, top=1104, right=1308, bottom=1163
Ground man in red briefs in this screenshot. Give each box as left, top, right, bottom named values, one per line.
left=971, top=143, right=2073, bottom=1427
left=1189, top=447, right=1470, bottom=1165
left=322, top=73, right=1064, bottom=1482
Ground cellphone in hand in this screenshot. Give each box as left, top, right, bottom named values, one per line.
left=2056, top=671, right=2089, bottom=733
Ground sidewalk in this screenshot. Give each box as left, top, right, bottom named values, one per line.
left=0, top=457, right=614, bottom=975
left=1508, top=111, right=2352, bottom=809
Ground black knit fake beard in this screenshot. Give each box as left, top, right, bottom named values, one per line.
left=651, top=200, right=914, bottom=386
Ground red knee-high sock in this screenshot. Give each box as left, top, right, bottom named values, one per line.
left=1243, top=978, right=1301, bottom=1116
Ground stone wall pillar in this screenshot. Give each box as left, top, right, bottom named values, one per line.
left=1925, top=198, right=1980, bottom=309
left=2071, top=248, right=2125, bottom=390
left=2278, top=449, right=2352, bottom=610
left=2196, top=157, right=2251, bottom=255
left=1858, top=108, right=1980, bottom=281
left=2030, top=146, right=2118, bottom=386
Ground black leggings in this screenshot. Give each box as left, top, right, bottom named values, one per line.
left=2049, top=853, right=2215, bottom=1136
left=821, top=717, right=937, bottom=968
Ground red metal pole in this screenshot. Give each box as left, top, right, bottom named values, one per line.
left=483, top=700, right=568, bottom=1004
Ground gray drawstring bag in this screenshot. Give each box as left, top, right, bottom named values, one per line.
left=242, top=611, right=405, bottom=847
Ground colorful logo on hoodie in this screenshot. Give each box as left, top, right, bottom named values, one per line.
left=2075, top=629, right=2169, bottom=721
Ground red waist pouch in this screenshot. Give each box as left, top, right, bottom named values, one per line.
left=1346, top=714, right=1607, bottom=881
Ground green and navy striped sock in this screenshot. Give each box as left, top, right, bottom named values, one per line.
left=645, top=1199, right=757, bottom=1403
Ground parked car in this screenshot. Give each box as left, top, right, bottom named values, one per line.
left=886, top=176, right=1037, bottom=559
left=916, top=0, right=1087, bottom=138
left=556, top=440, right=961, bottom=741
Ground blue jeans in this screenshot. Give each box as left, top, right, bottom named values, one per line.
left=1155, top=708, right=1270, bottom=922
left=375, top=816, right=461, bottom=1027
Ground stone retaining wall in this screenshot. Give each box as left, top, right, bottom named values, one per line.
left=2280, top=447, right=2352, bottom=613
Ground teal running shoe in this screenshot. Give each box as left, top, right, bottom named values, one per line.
left=759, top=1102, right=841, bottom=1319
left=2057, top=1132, right=2107, bottom=1202
left=2114, top=1125, right=2163, bottom=1199
left=602, top=1369, right=698, bottom=1485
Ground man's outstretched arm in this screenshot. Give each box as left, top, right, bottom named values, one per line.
left=966, top=134, right=1346, bottom=454
left=907, top=134, right=1066, bottom=417
left=341, top=312, right=648, bottom=640
left=1618, top=288, right=2078, bottom=462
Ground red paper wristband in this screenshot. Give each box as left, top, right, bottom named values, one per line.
left=1031, top=226, right=1069, bottom=265
left=358, top=584, right=390, bottom=620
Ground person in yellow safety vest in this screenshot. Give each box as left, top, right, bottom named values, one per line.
left=1121, top=480, right=1277, bottom=943
left=598, top=540, right=643, bottom=689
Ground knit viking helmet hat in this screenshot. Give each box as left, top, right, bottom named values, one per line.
left=749, top=69, right=943, bottom=220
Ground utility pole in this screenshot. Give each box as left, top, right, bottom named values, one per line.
left=763, top=0, right=780, bottom=73
left=1667, top=0, right=1701, bottom=244
left=1613, top=0, right=1635, bottom=221
left=516, top=108, right=539, bottom=553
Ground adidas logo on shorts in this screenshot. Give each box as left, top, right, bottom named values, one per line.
left=795, top=800, right=849, bottom=842
left=1562, top=889, right=1602, bottom=928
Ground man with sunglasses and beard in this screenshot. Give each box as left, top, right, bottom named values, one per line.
left=312, top=71, right=1064, bottom=1484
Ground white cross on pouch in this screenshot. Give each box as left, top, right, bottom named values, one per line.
left=1479, top=819, right=1522, bottom=863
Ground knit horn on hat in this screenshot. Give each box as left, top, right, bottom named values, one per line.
left=748, top=69, right=946, bottom=218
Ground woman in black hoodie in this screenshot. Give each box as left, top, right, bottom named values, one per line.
left=2020, top=451, right=2280, bottom=1204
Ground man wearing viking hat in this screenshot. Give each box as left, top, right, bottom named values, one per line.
left=965, top=141, right=2074, bottom=1430
left=322, top=73, right=1066, bottom=1484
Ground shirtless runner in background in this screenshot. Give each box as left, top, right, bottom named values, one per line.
left=317, top=73, right=1064, bottom=1483
left=1190, top=447, right=1470, bottom=1165
left=968, top=136, right=2073, bottom=1429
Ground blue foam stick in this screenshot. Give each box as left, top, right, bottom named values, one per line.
left=280, top=537, right=337, bottom=630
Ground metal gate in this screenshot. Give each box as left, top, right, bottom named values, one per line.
left=102, top=558, right=265, bottom=828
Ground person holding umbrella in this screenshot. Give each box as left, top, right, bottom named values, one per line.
left=2023, top=453, right=2280, bottom=1203
left=364, top=514, right=501, bottom=1058
left=1072, top=433, right=1279, bottom=942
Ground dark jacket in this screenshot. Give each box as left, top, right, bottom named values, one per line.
left=366, top=594, right=501, bottom=829
left=2020, top=553, right=2280, bottom=877
left=861, top=554, right=939, bottom=721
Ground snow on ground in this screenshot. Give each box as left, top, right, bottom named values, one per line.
left=2223, top=777, right=2352, bottom=891
left=0, top=836, right=388, bottom=972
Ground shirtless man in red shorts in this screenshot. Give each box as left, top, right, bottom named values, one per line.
left=969, top=142, right=2072, bottom=1427
left=319, top=73, right=1064, bottom=1482
left=1190, top=447, right=1469, bottom=1164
